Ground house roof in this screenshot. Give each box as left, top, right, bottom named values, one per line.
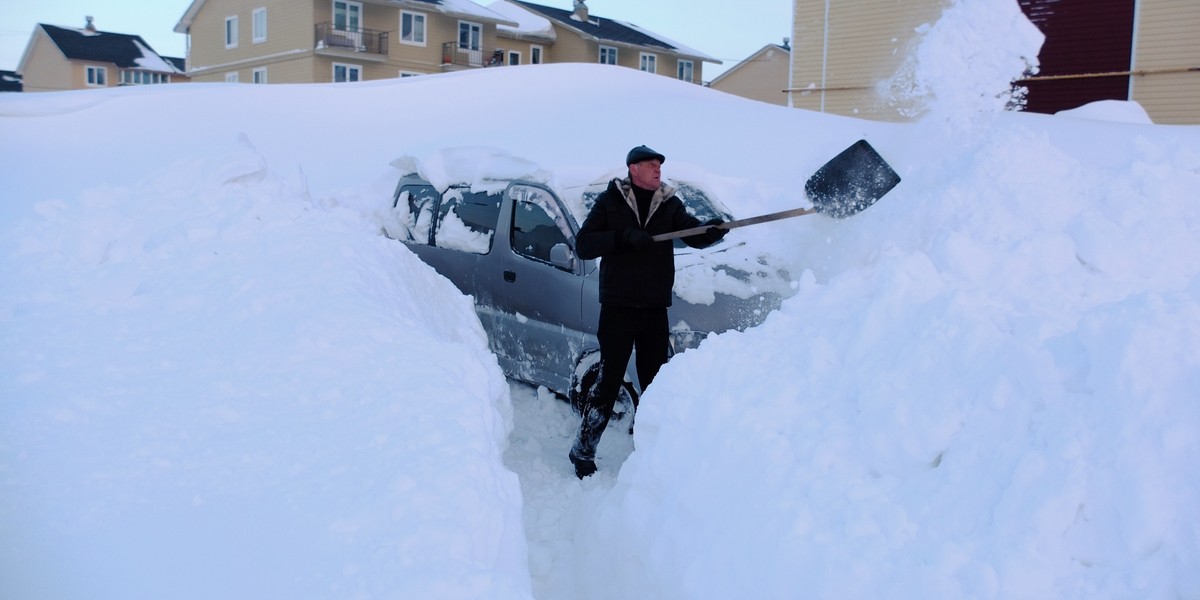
left=37, top=24, right=181, bottom=73
left=0, top=70, right=22, bottom=92
left=506, top=1, right=717, bottom=62
left=708, top=42, right=789, bottom=86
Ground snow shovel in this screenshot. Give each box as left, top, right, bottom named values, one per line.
left=651, top=139, right=901, bottom=242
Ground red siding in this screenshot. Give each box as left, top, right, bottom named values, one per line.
left=1018, top=0, right=1137, bottom=114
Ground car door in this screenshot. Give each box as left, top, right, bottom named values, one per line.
left=397, top=181, right=500, bottom=310
left=479, top=182, right=591, bottom=392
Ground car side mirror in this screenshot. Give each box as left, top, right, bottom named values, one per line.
left=550, top=243, right=575, bottom=271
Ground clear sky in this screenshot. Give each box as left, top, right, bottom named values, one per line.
left=0, top=0, right=791, bottom=81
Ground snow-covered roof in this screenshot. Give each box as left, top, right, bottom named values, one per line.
left=435, top=0, right=519, bottom=25
left=615, top=19, right=719, bottom=63
left=36, top=24, right=182, bottom=74
left=0, top=70, right=22, bottom=92
left=487, top=0, right=556, bottom=40
left=499, top=1, right=719, bottom=64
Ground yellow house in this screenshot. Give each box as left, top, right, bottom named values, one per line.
left=17, top=17, right=188, bottom=93
left=789, top=0, right=1199, bottom=124
left=173, top=0, right=522, bottom=83
left=173, top=0, right=717, bottom=84
left=490, top=1, right=718, bottom=84
left=708, top=40, right=791, bottom=106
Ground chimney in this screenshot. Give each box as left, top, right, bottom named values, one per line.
left=85, top=16, right=96, bottom=32
left=572, top=0, right=589, bottom=23
left=782, top=37, right=791, bottom=51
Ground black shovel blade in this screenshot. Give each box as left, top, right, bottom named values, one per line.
left=804, top=139, right=901, bottom=218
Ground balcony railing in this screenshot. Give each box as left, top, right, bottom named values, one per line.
left=441, top=42, right=508, bottom=68
left=315, top=22, right=388, bottom=56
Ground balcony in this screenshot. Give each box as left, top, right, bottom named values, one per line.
left=441, top=42, right=508, bottom=69
left=315, top=23, right=388, bottom=57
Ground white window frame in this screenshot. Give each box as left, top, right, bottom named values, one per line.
left=677, top=59, right=694, bottom=83
left=252, top=67, right=268, bottom=84
left=334, top=0, right=362, bottom=31
left=458, top=20, right=482, bottom=51
left=120, top=70, right=169, bottom=85
left=530, top=45, right=543, bottom=64
left=333, top=62, right=362, bottom=83
left=225, top=71, right=239, bottom=83
left=640, top=52, right=657, bottom=74
left=599, top=45, right=617, bottom=65
left=86, top=65, right=107, bottom=86
left=252, top=8, right=267, bottom=44
left=400, top=11, right=426, bottom=46
left=225, top=15, right=238, bottom=49
left=507, top=51, right=520, bottom=66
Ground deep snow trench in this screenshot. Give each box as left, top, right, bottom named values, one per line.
left=502, top=381, right=635, bottom=600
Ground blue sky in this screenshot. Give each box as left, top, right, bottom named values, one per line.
left=0, top=0, right=792, bottom=81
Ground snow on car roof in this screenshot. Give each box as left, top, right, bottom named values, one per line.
left=390, top=146, right=555, bottom=195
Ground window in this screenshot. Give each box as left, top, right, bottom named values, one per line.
left=401, top=11, right=426, bottom=45
left=225, top=15, right=238, bottom=48
left=399, top=184, right=439, bottom=244
left=86, top=65, right=106, bottom=86
left=677, top=59, right=694, bottom=82
left=225, top=71, right=239, bottom=83
left=508, top=51, right=520, bottom=66
left=252, top=8, right=267, bottom=43
left=530, top=45, right=543, bottom=65
left=399, top=71, right=421, bottom=78
left=253, top=67, right=267, bottom=84
left=334, top=1, right=362, bottom=32
left=599, top=45, right=617, bottom=65
left=120, top=71, right=170, bottom=85
left=434, top=188, right=501, bottom=254
left=458, top=21, right=482, bottom=51
left=512, top=188, right=571, bottom=270
left=333, top=63, right=361, bottom=82
left=640, top=53, right=657, bottom=73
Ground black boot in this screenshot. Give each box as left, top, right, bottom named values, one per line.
left=569, top=451, right=597, bottom=479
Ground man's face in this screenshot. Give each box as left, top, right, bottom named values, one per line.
left=629, top=159, right=662, bottom=190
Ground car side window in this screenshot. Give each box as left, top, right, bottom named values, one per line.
left=434, top=187, right=501, bottom=254
left=511, top=185, right=572, bottom=271
left=399, top=184, right=439, bottom=244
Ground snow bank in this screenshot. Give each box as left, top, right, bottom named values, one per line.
left=0, top=138, right=531, bottom=599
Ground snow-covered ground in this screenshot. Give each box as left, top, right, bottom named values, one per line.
left=3, top=2, right=1199, bottom=598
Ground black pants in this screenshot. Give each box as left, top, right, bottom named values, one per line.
left=571, top=305, right=669, bottom=461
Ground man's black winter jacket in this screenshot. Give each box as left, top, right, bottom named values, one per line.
left=576, top=177, right=719, bottom=308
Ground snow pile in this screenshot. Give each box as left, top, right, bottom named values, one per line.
left=886, top=0, right=1045, bottom=121
left=1, top=138, right=529, bottom=599
left=576, top=113, right=1200, bottom=598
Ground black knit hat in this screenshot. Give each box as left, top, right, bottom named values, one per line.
left=626, top=145, right=666, bottom=165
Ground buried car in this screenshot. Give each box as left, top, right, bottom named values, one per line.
left=383, top=148, right=796, bottom=411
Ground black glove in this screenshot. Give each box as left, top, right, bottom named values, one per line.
left=701, top=218, right=727, bottom=245
left=621, top=228, right=654, bottom=252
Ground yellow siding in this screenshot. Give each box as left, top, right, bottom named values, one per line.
left=20, top=29, right=76, bottom=92
left=1132, top=0, right=1200, bottom=124
left=710, top=45, right=790, bottom=106
left=186, top=0, right=316, bottom=81
left=182, top=0, right=708, bottom=85
left=791, top=0, right=947, bottom=120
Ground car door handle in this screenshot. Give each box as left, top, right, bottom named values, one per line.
left=504, top=270, right=516, bottom=282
